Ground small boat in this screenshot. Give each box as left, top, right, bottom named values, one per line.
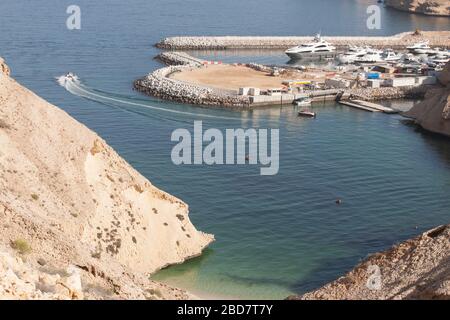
left=298, top=109, right=316, bottom=118
left=285, top=34, right=336, bottom=59
left=295, top=97, right=312, bottom=107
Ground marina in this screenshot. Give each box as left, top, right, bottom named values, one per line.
left=136, top=32, right=449, bottom=109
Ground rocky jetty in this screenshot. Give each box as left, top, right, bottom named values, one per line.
left=156, top=31, right=450, bottom=50
left=0, top=57, right=213, bottom=299
left=385, top=0, right=450, bottom=16
left=346, top=85, right=428, bottom=101
left=405, top=61, right=450, bottom=136
left=288, top=224, right=450, bottom=300
left=135, top=53, right=250, bottom=108
left=156, top=51, right=205, bottom=67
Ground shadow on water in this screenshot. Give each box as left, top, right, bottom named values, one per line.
left=401, top=119, right=450, bottom=166
left=288, top=254, right=363, bottom=295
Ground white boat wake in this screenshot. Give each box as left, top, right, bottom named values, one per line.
left=56, top=73, right=251, bottom=122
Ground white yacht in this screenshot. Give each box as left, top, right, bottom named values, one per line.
left=285, top=34, right=336, bottom=59
left=381, top=49, right=402, bottom=62
left=406, top=41, right=430, bottom=53
left=429, top=48, right=450, bottom=58
left=354, top=49, right=383, bottom=63
left=337, top=46, right=368, bottom=64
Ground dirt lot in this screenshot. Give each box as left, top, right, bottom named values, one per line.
left=169, top=64, right=327, bottom=91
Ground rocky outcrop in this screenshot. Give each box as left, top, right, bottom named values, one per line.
left=288, top=224, right=450, bottom=300
left=0, top=57, right=10, bottom=76
left=156, top=31, right=450, bottom=50
left=385, top=0, right=450, bottom=16
left=404, top=62, right=450, bottom=136
left=0, top=247, right=84, bottom=300
left=0, top=58, right=214, bottom=299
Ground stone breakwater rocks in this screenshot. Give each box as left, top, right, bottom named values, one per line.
left=134, top=65, right=250, bottom=108
left=346, top=86, right=428, bottom=101
left=156, top=51, right=205, bottom=67
left=156, top=31, right=450, bottom=50
left=245, top=63, right=274, bottom=73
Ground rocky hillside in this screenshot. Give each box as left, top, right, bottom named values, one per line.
left=385, top=0, right=450, bottom=16
left=289, top=224, right=449, bottom=300
left=404, top=62, right=450, bottom=136
left=0, top=58, right=213, bottom=299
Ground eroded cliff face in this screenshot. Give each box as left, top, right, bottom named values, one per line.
left=385, top=0, right=450, bottom=16
left=404, top=62, right=450, bottom=136
left=289, top=224, right=450, bottom=300
left=0, top=58, right=213, bottom=299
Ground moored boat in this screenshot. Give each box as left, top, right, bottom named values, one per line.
left=298, top=109, right=316, bottom=118
left=285, top=34, right=336, bottom=60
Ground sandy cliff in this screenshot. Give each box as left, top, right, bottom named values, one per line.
left=289, top=224, right=450, bottom=300
left=385, top=0, right=450, bottom=16
left=0, top=58, right=213, bottom=299
left=404, top=62, right=450, bottom=136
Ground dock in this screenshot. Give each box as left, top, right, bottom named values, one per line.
left=338, top=99, right=398, bottom=113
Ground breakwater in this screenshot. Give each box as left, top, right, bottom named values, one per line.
left=156, top=31, right=450, bottom=50
left=134, top=58, right=250, bottom=107
left=136, top=52, right=428, bottom=108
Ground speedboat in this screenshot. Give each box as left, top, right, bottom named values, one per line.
left=298, top=109, right=316, bottom=118
left=381, top=49, right=402, bottom=62
left=285, top=34, right=336, bottom=59
left=337, top=46, right=368, bottom=64
left=295, top=97, right=312, bottom=107
left=406, top=41, right=430, bottom=53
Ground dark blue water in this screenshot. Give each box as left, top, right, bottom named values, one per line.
left=1, top=0, right=449, bottom=299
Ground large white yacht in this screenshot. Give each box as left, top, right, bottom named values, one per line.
left=285, top=34, right=336, bottom=59
left=406, top=41, right=431, bottom=54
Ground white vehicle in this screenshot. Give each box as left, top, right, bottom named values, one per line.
left=406, top=41, right=430, bottom=53
left=285, top=34, right=336, bottom=59
left=381, top=49, right=402, bottom=62
left=337, top=46, right=368, bottom=64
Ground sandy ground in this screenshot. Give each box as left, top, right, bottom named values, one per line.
left=170, top=64, right=326, bottom=91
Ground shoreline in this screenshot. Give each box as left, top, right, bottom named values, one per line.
left=289, top=224, right=450, bottom=300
